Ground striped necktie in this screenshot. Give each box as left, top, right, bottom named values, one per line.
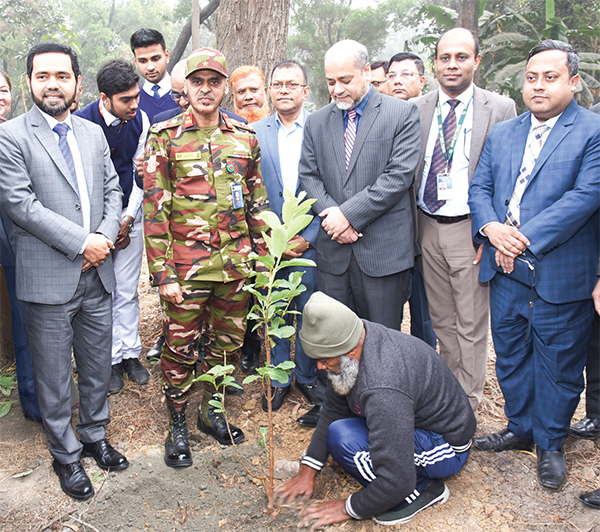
left=53, top=122, right=80, bottom=197
left=505, top=124, right=550, bottom=228
left=344, top=109, right=357, bottom=172
left=423, top=99, right=460, bottom=213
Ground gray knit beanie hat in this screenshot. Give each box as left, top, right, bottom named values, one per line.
left=299, top=291, right=364, bottom=359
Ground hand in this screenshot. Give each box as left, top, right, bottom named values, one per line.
left=116, top=218, right=133, bottom=250
left=495, top=249, right=515, bottom=274
left=593, top=278, right=600, bottom=315
left=136, top=155, right=144, bottom=178
left=82, top=258, right=93, bottom=272
left=298, top=499, right=351, bottom=531
left=473, top=243, right=484, bottom=266
left=483, top=222, right=530, bottom=258
left=334, top=226, right=361, bottom=245
left=159, top=282, right=184, bottom=304
left=320, top=207, right=350, bottom=240
left=83, top=233, right=114, bottom=267
left=274, top=465, right=316, bottom=508
left=282, top=235, right=310, bottom=260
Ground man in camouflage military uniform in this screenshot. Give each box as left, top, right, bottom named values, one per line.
left=144, top=48, right=269, bottom=467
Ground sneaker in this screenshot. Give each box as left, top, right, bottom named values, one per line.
left=373, top=479, right=449, bottom=525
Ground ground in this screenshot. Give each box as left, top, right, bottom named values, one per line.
left=1, top=266, right=599, bottom=532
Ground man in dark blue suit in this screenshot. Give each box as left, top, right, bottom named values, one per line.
left=253, top=61, right=322, bottom=426
left=468, top=40, right=600, bottom=490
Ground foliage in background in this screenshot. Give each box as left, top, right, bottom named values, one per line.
left=0, top=371, right=16, bottom=418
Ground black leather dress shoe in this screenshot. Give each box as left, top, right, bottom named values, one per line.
left=146, top=334, right=165, bottom=362
left=108, top=362, right=124, bottom=395
left=296, top=405, right=322, bottom=428
left=82, top=438, right=129, bottom=471
left=53, top=459, right=94, bottom=500
left=296, top=381, right=324, bottom=405
left=262, top=385, right=290, bottom=412
left=580, top=487, right=600, bottom=509
left=123, top=358, right=149, bottom=385
left=569, top=417, right=600, bottom=440
left=197, top=406, right=245, bottom=445
left=473, top=428, right=534, bottom=452
left=537, top=447, right=566, bottom=490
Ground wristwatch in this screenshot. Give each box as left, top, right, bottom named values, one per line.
left=123, top=216, right=134, bottom=233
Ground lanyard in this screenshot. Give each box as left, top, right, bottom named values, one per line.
left=435, top=94, right=473, bottom=169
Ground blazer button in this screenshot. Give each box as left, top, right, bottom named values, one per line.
left=504, top=199, right=509, bottom=205
left=75, top=203, right=81, bottom=210
left=279, top=192, right=283, bottom=197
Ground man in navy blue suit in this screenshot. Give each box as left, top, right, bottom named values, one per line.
left=253, top=61, right=322, bottom=426
left=468, top=40, right=600, bottom=490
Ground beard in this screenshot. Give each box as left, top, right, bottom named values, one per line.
left=326, top=355, right=360, bottom=396
left=333, top=81, right=369, bottom=111
left=235, top=105, right=269, bottom=123
left=33, top=88, right=77, bottom=117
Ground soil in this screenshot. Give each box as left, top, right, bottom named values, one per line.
left=1, top=264, right=599, bottom=532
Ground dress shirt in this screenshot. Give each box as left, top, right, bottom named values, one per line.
left=343, top=85, right=372, bottom=131
left=141, top=73, right=172, bottom=98
left=99, top=101, right=149, bottom=219
left=418, top=84, right=474, bottom=216
left=41, top=111, right=91, bottom=252
left=276, top=108, right=307, bottom=193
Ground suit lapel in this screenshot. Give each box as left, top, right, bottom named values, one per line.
left=71, top=116, right=94, bottom=197
left=262, top=116, right=283, bottom=189
left=469, top=87, right=491, bottom=178
left=510, top=113, right=531, bottom=189
left=414, top=91, right=437, bottom=192
left=328, top=106, right=346, bottom=180
left=345, top=91, right=380, bottom=181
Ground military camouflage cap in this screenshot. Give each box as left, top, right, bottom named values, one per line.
left=185, top=48, right=228, bottom=78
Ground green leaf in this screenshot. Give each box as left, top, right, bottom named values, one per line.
left=0, top=401, right=13, bottom=418
left=11, top=470, right=33, bottom=478
left=208, top=399, right=223, bottom=410
left=259, top=210, right=283, bottom=230
left=286, top=215, right=314, bottom=241
left=275, top=360, right=296, bottom=371
left=279, top=258, right=317, bottom=269
left=268, top=325, right=296, bottom=339
left=269, top=226, right=288, bottom=258
left=266, top=368, right=290, bottom=384
left=242, top=375, right=261, bottom=384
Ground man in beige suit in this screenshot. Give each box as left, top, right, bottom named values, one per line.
left=413, top=28, right=516, bottom=410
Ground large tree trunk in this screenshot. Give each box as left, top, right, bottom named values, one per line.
left=216, top=0, right=291, bottom=81
left=456, top=0, right=483, bottom=87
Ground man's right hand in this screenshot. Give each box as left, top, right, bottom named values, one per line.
left=274, top=465, right=317, bottom=508
left=159, top=282, right=184, bottom=305
left=483, top=222, right=530, bottom=258
left=83, top=234, right=115, bottom=267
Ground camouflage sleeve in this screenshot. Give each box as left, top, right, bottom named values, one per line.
left=143, top=129, right=178, bottom=286
left=244, top=137, right=270, bottom=257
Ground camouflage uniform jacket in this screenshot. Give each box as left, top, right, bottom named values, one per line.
left=144, top=109, right=269, bottom=286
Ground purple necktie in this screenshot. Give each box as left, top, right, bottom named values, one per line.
left=423, top=99, right=460, bottom=213
left=53, top=122, right=80, bottom=196
left=344, top=110, right=357, bottom=172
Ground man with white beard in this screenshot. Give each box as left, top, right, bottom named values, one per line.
left=275, top=292, right=476, bottom=528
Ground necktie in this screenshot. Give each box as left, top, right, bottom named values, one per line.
left=344, top=109, right=357, bottom=172
left=505, top=124, right=550, bottom=228
left=53, top=123, right=80, bottom=196
left=111, top=118, right=123, bottom=132
left=152, top=85, right=161, bottom=100
left=423, top=99, right=460, bottom=213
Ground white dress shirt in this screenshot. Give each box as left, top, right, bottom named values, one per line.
left=276, top=108, right=307, bottom=193
left=142, top=73, right=172, bottom=98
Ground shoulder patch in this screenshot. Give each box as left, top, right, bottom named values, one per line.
left=150, top=115, right=183, bottom=134
left=229, top=118, right=256, bottom=135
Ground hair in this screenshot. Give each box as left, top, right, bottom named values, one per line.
left=130, top=28, right=166, bottom=53
left=97, top=59, right=139, bottom=99
left=325, top=40, right=369, bottom=71
left=388, top=52, right=425, bottom=76
left=528, top=39, right=579, bottom=77
left=370, top=60, right=389, bottom=74
left=27, top=42, right=80, bottom=80
left=230, top=65, right=265, bottom=87
left=0, top=69, right=11, bottom=91
left=435, top=28, right=480, bottom=58
left=270, top=60, right=308, bottom=85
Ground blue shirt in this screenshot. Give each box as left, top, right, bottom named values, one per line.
left=276, top=108, right=307, bottom=193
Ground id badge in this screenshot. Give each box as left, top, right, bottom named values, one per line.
left=436, top=172, right=453, bottom=200
left=231, top=182, right=244, bottom=209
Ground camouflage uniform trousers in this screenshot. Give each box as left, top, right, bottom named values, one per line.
left=160, top=277, right=249, bottom=406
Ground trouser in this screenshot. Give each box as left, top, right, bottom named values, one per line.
left=327, top=418, right=469, bottom=505
left=111, top=207, right=144, bottom=364
left=585, top=313, right=600, bottom=418
left=160, top=278, right=249, bottom=407
left=403, top=260, right=437, bottom=348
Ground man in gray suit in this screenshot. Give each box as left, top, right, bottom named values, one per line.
left=299, top=39, right=420, bottom=329
left=413, top=28, right=516, bottom=410
left=0, top=42, right=127, bottom=501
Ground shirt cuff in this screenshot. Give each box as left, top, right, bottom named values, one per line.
left=479, top=221, right=492, bottom=237
left=125, top=184, right=144, bottom=220
left=345, top=494, right=361, bottom=520
left=301, top=455, right=324, bottom=471
left=79, top=234, right=93, bottom=255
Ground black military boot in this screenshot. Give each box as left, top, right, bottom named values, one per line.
left=197, top=391, right=245, bottom=445
left=165, top=403, right=193, bottom=468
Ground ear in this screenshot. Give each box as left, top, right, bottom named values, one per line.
left=570, top=74, right=580, bottom=92
left=364, top=63, right=372, bottom=81
left=474, top=54, right=481, bottom=71
left=303, top=85, right=311, bottom=100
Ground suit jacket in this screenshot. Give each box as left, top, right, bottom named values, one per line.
left=0, top=106, right=122, bottom=304
left=299, top=89, right=420, bottom=277
left=253, top=111, right=318, bottom=249
left=468, top=99, right=600, bottom=304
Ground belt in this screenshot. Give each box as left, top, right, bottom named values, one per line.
left=420, top=209, right=471, bottom=225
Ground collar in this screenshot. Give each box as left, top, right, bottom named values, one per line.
left=182, top=108, right=232, bottom=132
left=40, top=108, right=74, bottom=131
left=530, top=112, right=562, bottom=132
left=275, top=107, right=307, bottom=130
left=143, top=72, right=171, bottom=94
left=344, top=84, right=372, bottom=119
left=99, top=100, right=122, bottom=127
left=439, top=83, right=474, bottom=107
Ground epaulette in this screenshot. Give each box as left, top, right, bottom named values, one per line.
left=149, top=114, right=183, bottom=134
left=224, top=114, right=255, bottom=135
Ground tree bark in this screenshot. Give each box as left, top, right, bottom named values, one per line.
left=456, top=0, right=479, bottom=34
left=216, top=0, right=291, bottom=81
left=169, top=0, right=221, bottom=72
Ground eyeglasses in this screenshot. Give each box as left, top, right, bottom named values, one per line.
left=371, top=80, right=388, bottom=88
left=171, top=91, right=189, bottom=102
left=270, top=82, right=306, bottom=91
left=386, top=71, right=420, bottom=81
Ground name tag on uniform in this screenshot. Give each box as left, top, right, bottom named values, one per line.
left=231, top=182, right=244, bottom=209
left=437, top=172, right=454, bottom=201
